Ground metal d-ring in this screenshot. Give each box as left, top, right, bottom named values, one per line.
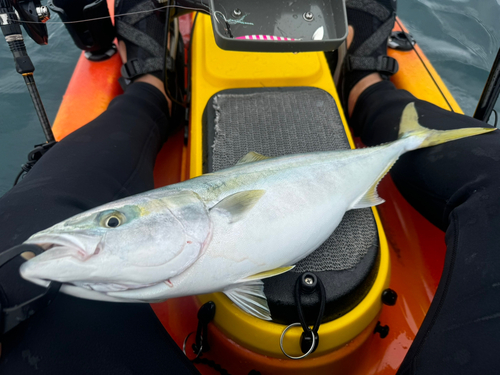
left=280, top=323, right=317, bottom=360
left=182, top=332, right=203, bottom=360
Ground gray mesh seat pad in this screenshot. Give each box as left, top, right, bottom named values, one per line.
left=203, top=87, right=379, bottom=323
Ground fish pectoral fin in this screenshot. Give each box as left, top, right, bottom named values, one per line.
left=223, top=280, right=271, bottom=321
left=236, top=151, right=272, bottom=165
left=239, top=266, right=295, bottom=282
left=210, top=190, right=266, bottom=223
left=223, top=267, right=295, bottom=320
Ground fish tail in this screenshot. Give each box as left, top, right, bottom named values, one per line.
left=398, top=103, right=496, bottom=151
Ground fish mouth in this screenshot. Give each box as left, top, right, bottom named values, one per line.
left=22, top=234, right=161, bottom=298
left=21, top=234, right=104, bottom=289
left=24, top=233, right=100, bottom=260
left=21, top=234, right=160, bottom=296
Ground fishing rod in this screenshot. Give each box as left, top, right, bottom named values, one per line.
left=0, top=0, right=55, bottom=143
left=474, top=47, right=500, bottom=125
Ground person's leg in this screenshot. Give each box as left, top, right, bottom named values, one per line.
left=354, top=81, right=500, bottom=375
left=342, top=1, right=500, bottom=373
left=0, top=1, right=200, bottom=372
left=0, top=81, right=199, bottom=374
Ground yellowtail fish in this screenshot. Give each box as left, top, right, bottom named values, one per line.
left=19, top=103, right=494, bottom=320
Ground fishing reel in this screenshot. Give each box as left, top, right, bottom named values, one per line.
left=5, top=0, right=50, bottom=45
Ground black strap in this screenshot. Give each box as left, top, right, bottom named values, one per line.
left=121, top=57, right=165, bottom=80
left=294, top=272, right=326, bottom=354
left=185, top=301, right=233, bottom=375
left=14, top=141, right=57, bottom=186
left=115, top=20, right=162, bottom=57
left=346, top=0, right=392, bottom=21
left=346, top=55, right=399, bottom=76
left=194, top=301, right=216, bottom=354
left=0, top=244, right=62, bottom=335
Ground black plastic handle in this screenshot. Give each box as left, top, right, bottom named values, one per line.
left=0, top=244, right=62, bottom=335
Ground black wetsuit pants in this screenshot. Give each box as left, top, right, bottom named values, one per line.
left=351, top=81, right=500, bottom=374
left=0, top=83, right=199, bottom=374
left=1, top=80, right=499, bottom=374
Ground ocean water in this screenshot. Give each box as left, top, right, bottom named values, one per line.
left=0, top=0, right=499, bottom=197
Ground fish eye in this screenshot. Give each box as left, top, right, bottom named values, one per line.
left=98, top=210, right=127, bottom=229
left=105, top=216, right=121, bottom=228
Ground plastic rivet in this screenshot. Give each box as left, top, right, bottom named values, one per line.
left=300, top=273, right=317, bottom=293
left=303, top=12, right=314, bottom=21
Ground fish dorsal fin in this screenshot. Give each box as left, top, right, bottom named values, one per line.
left=236, top=152, right=272, bottom=165
left=223, top=280, right=271, bottom=321
left=210, top=190, right=265, bottom=223
left=351, top=160, right=396, bottom=209
left=240, top=266, right=295, bottom=282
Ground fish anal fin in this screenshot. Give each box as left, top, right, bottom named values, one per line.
left=351, top=161, right=395, bottom=209
left=352, top=186, right=385, bottom=209
left=210, top=190, right=265, bottom=223
left=240, top=266, right=295, bottom=282
left=236, top=152, right=272, bottom=165
left=223, top=280, right=271, bottom=321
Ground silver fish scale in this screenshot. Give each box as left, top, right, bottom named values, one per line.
left=210, top=88, right=377, bottom=271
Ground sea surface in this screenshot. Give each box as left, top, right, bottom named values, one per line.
left=1, top=0, right=500, bottom=197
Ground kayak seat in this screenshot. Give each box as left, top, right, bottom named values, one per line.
left=203, top=87, right=379, bottom=325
